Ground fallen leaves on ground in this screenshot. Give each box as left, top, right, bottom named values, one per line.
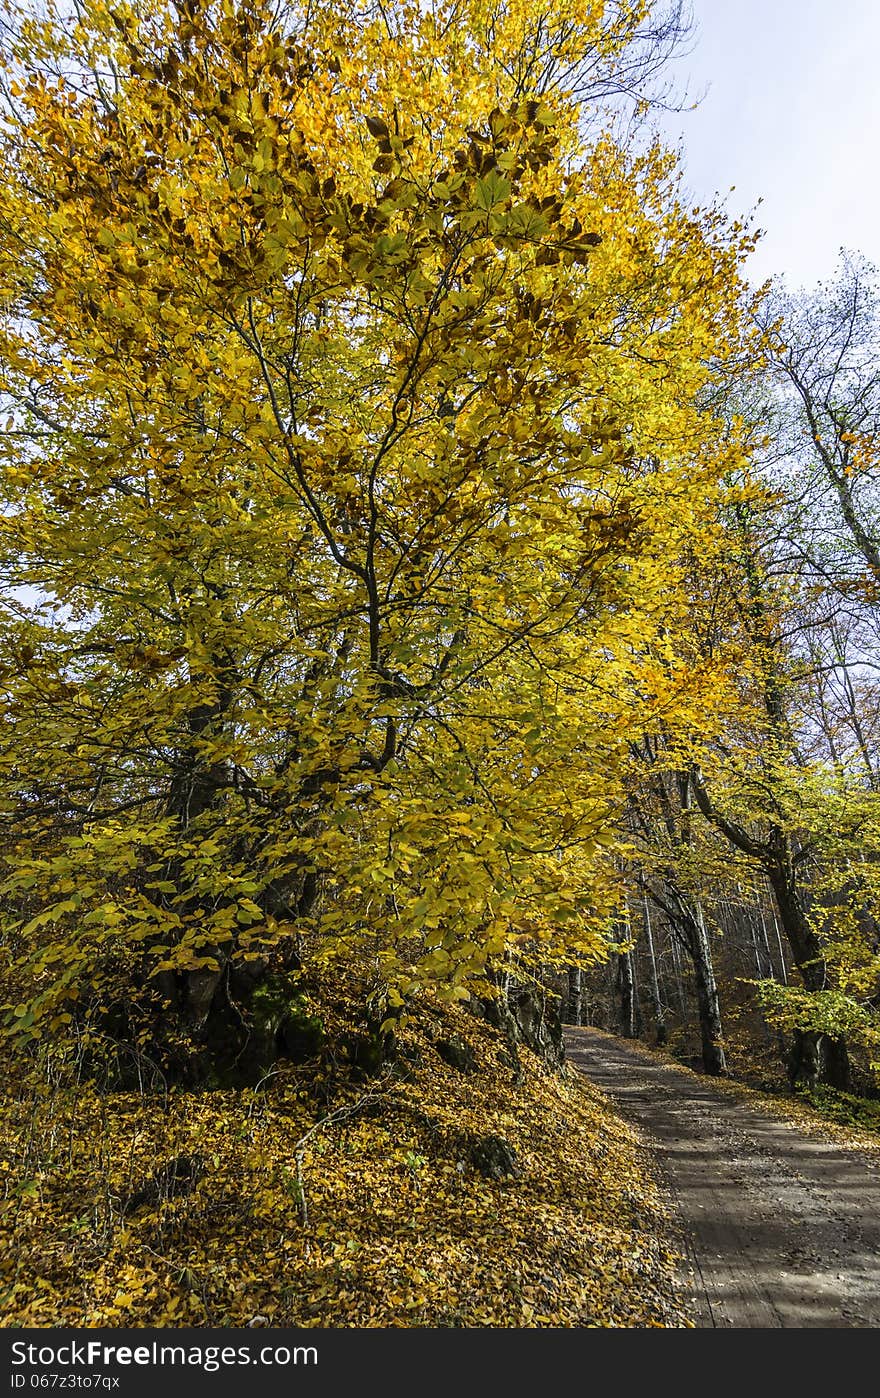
left=2, top=1000, right=689, bottom=1328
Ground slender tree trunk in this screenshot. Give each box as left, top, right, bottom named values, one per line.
left=643, top=895, right=667, bottom=1045
left=748, top=903, right=766, bottom=977
left=615, top=947, right=638, bottom=1039
left=691, top=767, right=849, bottom=1089
left=767, top=900, right=788, bottom=985
left=566, top=964, right=583, bottom=1026
left=691, top=900, right=726, bottom=1076
left=650, top=884, right=726, bottom=1075
left=669, top=927, right=688, bottom=1020
left=755, top=888, right=780, bottom=981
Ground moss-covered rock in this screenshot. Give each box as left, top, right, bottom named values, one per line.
left=436, top=1035, right=477, bottom=1073
left=279, top=997, right=326, bottom=1061
left=199, top=976, right=326, bottom=1086
left=469, top=1132, right=519, bottom=1179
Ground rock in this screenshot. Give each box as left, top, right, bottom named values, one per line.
left=469, top=1133, right=519, bottom=1179
left=199, top=977, right=326, bottom=1085
left=343, top=1031, right=387, bottom=1076
left=279, top=999, right=325, bottom=1060
left=470, top=979, right=564, bottom=1071
left=507, top=983, right=564, bottom=1068
left=435, top=1035, right=477, bottom=1073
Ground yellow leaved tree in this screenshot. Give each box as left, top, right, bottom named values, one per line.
left=0, top=0, right=754, bottom=1076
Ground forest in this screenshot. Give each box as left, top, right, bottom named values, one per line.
left=2, top=0, right=880, bottom=1331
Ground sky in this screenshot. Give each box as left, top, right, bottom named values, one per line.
left=651, top=0, right=880, bottom=291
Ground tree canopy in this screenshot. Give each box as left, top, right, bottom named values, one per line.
left=0, top=0, right=758, bottom=1068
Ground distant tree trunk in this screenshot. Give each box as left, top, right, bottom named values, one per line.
left=659, top=892, right=726, bottom=1076
left=614, top=946, right=639, bottom=1039
left=669, top=928, right=688, bottom=1019
left=566, top=964, right=583, bottom=1026
left=643, top=895, right=667, bottom=1045
left=767, top=900, right=788, bottom=985
left=748, top=904, right=768, bottom=978
left=691, top=901, right=727, bottom=1076
left=755, top=887, right=782, bottom=981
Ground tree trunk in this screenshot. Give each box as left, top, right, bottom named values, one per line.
left=787, top=1029, right=850, bottom=1093
left=767, top=865, right=850, bottom=1090
left=566, top=964, right=583, bottom=1026
left=669, top=927, right=688, bottom=1019
left=756, top=890, right=783, bottom=981
left=691, top=901, right=726, bottom=1076
left=643, top=895, right=667, bottom=1045
left=615, top=947, right=639, bottom=1039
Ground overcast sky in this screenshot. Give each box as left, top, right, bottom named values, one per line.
left=652, top=0, right=879, bottom=291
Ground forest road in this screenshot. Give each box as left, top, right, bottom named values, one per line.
left=564, top=1028, right=880, bottom=1328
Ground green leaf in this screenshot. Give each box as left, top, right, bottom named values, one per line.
left=474, top=171, right=511, bottom=212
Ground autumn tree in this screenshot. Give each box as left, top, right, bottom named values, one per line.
left=729, top=256, right=880, bottom=1083
left=0, top=0, right=754, bottom=1077
left=682, top=486, right=871, bottom=1088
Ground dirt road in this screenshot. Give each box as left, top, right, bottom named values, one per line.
left=564, top=1027, right=880, bottom=1327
